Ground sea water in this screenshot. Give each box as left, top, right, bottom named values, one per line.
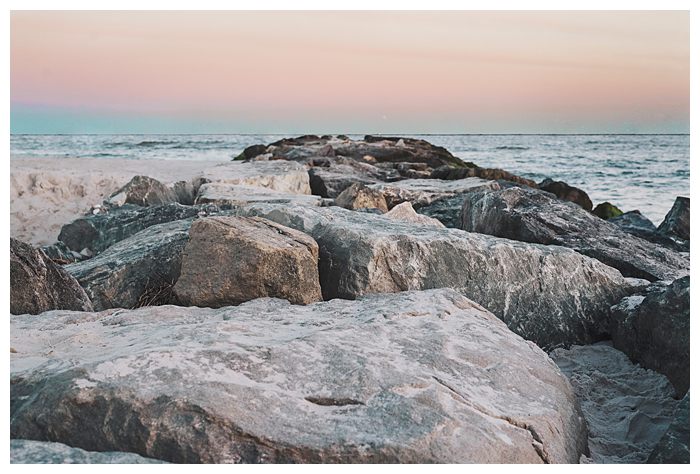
left=11, top=134, right=689, bottom=225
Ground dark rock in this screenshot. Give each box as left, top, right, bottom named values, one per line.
left=647, top=393, right=690, bottom=464
left=238, top=204, right=632, bottom=350
left=592, top=202, right=623, bottom=220
left=108, top=175, right=178, bottom=207
left=173, top=216, right=322, bottom=307
left=10, top=238, right=93, bottom=315
left=170, top=180, right=196, bottom=205
left=40, top=241, right=83, bottom=264
left=308, top=166, right=380, bottom=198
left=461, top=187, right=689, bottom=281
left=335, top=183, right=388, bottom=212
left=10, top=440, right=165, bottom=464
left=609, top=211, right=688, bottom=251
left=10, top=289, right=587, bottom=463
left=65, top=220, right=192, bottom=310
left=538, top=178, right=593, bottom=211
left=431, top=165, right=538, bottom=188
left=610, top=276, right=689, bottom=396
left=658, top=197, right=689, bottom=242
left=233, top=143, right=269, bottom=161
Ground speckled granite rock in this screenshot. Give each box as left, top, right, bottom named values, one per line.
left=10, top=440, right=165, bottom=464
left=647, top=393, right=690, bottom=464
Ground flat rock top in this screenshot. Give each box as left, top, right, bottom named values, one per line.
left=196, top=183, right=322, bottom=205
left=372, top=177, right=498, bottom=194
left=11, top=289, right=585, bottom=463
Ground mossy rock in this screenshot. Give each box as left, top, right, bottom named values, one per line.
left=592, top=202, right=623, bottom=220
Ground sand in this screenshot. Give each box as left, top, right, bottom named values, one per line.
left=550, top=341, right=680, bottom=463
left=10, top=156, right=222, bottom=246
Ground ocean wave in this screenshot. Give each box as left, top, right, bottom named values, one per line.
left=494, top=145, right=529, bottom=150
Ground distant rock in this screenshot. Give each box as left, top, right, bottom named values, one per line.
left=10, top=238, right=93, bottom=315
left=538, top=178, right=593, bottom=211
left=609, top=210, right=688, bottom=251
left=334, top=183, right=388, bottom=212
left=461, top=187, right=689, bottom=281
left=610, top=276, right=689, bottom=397
left=10, top=440, right=165, bottom=464
left=65, top=220, right=191, bottom=310
left=431, top=165, right=537, bottom=188
left=238, top=204, right=632, bottom=349
left=173, top=216, right=322, bottom=307
left=550, top=342, right=680, bottom=463
left=108, top=175, right=178, bottom=207
left=647, top=393, right=690, bottom=464
left=591, top=201, right=623, bottom=220
left=10, top=289, right=587, bottom=463
left=658, top=197, right=689, bottom=242
left=384, top=202, right=445, bottom=228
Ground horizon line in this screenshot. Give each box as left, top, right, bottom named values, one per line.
left=10, top=132, right=691, bottom=136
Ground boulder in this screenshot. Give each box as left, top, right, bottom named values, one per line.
left=238, top=204, right=632, bottom=349
left=196, top=161, right=311, bottom=195
left=308, top=166, right=381, bottom=198
left=10, top=289, right=587, bottom=463
left=371, top=178, right=500, bottom=209
left=10, top=238, right=93, bottom=315
left=384, top=202, right=445, bottom=228
left=538, top=178, right=593, bottom=211
left=108, top=175, right=178, bottom=207
left=550, top=342, right=680, bottom=464
left=647, top=393, right=690, bottom=464
left=195, top=183, right=323, bottom=207
left=591, top=202, right=623, bottom=220
left=10, top=440, right=165, bottom=464
left=658, top=197, right=689, bottom=242
left=65, top=220, right=191, bottom=311
left=431, top=165, right=537, bottom=188
left=461, top=187, right=689, bottom=282
left=609, top=210, right=687, bottom=251
left=58, top=203, right=222, bottom=256
left=173, top=216, right=322, bottom=307
left=334, top=183, right=388, bottom=212
left=610, top=276, right=689, bottom=396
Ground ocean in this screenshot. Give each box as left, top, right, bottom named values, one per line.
left=10, top=134, right=689, bottom=225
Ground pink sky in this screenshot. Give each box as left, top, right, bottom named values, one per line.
left=11, top=11, right=690, bottom=133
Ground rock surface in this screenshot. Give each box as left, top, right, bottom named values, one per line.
left=65, top=220, right=191, bottom=310
left=108, top=175, right=178, bottom=207
left=550, top=342, right=680, bottom=463
left=173, top=216, right=322, bottom=307
left=195, top=183, right=323, bottom=207
left=538, top=178, right=593, bottom=211
left=308, top=166, right=382, bottom=198
left=10, top=440, right=165, bottom=464
left=238, top=204, right=632, bottom=349
left=591, top=202, right=623, bottom=220
left=334, top=183, right=388, bottom=212
left=647, top=393, right=690, bottom=464
left=609, top=210, right=687, bottom=251
left=658, top=197, right=689, bottom=242
left=461, top=187, right=689, bottom=281
left=370, top=178, right=500, bottom=209
left=10, top=289, right=587, bottom=463
left=10, top=238, right=93, bottom=315
left=384, top=202, right=445, bottom=228
left=610, top=276, right=689, bottom=396
left=430, top=164, right=537, bottom=188
left=196, top=161, right=311, bottom=195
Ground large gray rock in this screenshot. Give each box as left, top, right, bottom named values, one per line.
left=10, top=440, right=165, bottom=464
left=610, top=276, right=689, bottom=396
left=238, top=204, right=632, bottom=349
left=10, top=238, right=93, bottom=315
left=108, top=175, right=178, bottom=207
left=196, top=161, right=311, bottom=195
left=370, top=178, right=500, bottom=209
left=658, top=197, right=689, bottom=242
left=647, top=393, right=690, bottom=464
left=10, top=289, right=587, bottom=463
left=58, top=203, right=223, bottom=256
left=173, top=216, right=322, bottom=307
left=195, top=183, right=323, bottom=207
left=65, top=220, right=191, bottom=311
left=461, top=187, right=689, bottom=282
left=609, top=210, right=688, bottom=251
left=550, top=342, right=680, bottom=463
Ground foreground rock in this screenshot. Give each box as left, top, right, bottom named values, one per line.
left=65, top=220, right=191, bottom=310
left=196, top=160, right=312, bottom=195
left=238, top=204, right=631, bottom=349
left=609, top=210, right=687, bottom=251
left=538, top=178, right=593, bottom=211
left=658, top=197, right=690, bottom=242
left=10, top=440, right=165, bottom=464
left=10, top=238, right=93, bottom=315
left=335, top=183, right=388, bottom=212
left=58, top=203, right=223, bottom=256
left=10, top=289, right=587, bottom=463
left=550, top=342, right=680, bottom=463
left=173, top=217, right=322, bottom=307
left=647, top=393, right=690, bottom=464
left=610, top=276, right=689, bottom=396
left=107, top=175, right=178, bottom=207
left=195, top=183, right=323, bottom=207
left=461, top=187, right=689, bottom=281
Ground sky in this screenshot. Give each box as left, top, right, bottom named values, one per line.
left=10, top=11, right=690, bottom=134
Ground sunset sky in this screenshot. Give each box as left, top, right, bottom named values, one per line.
left=11, top=11, right=690, bottom=134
